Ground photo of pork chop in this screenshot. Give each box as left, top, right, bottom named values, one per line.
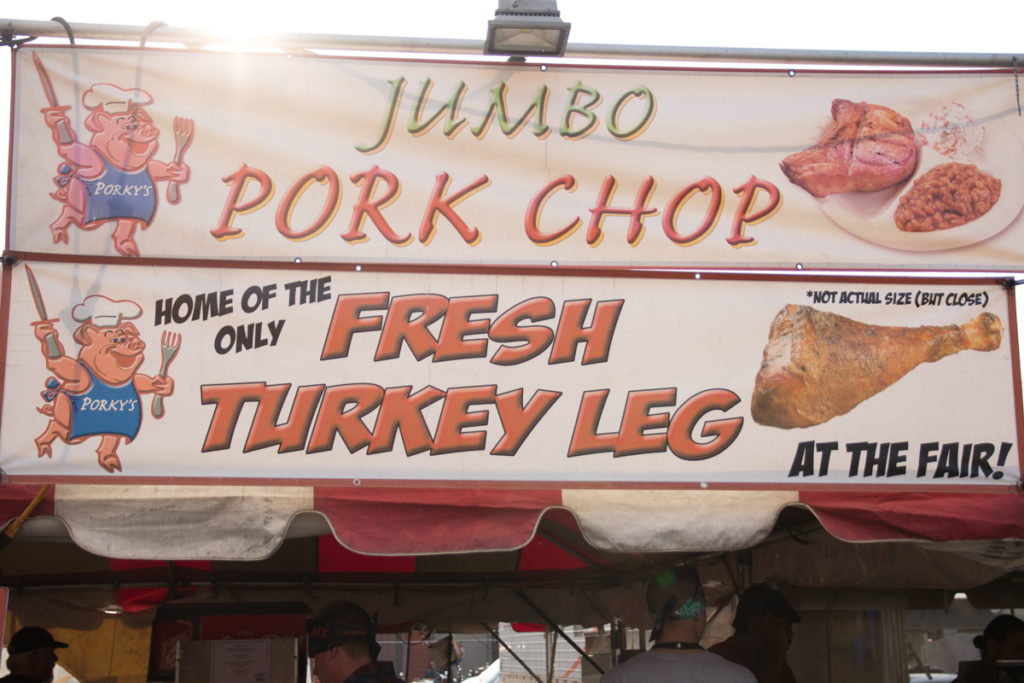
left=751, top=304, right=1001, bottom=429
left=780, top=99, right=918, bottom=198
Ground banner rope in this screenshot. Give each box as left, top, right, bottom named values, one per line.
left=1015, top=56, right=1021, bottom=116
left=49, top=17, right=75, bottom=45
left=140, top=21, right=167, bottom=48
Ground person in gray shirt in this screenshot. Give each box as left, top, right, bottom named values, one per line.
left=601, top=566, right=756, bottom=683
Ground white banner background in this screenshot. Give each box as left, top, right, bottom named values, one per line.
left=0, top=261, right=1017, bottom=485
left=8, top=47, right=1024, bottom=270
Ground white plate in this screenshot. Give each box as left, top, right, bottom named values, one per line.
left=816, top=118, right=1024, bottom=252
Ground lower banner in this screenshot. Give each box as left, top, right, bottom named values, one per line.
left=0, top=261, right=1018, bottom=487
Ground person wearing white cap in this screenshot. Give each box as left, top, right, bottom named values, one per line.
left=1, top=627, right=69, bottom=683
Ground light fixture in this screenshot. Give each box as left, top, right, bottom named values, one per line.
left=485, top=0, right=571, bottom=58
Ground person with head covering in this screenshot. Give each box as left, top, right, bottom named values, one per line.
left=708, top=584, right=801, bottom=683
left=1, top=627, right=68, bottom=683
left=307, top=601, right=404, bottom=683
left=954, top=614, right=1024, bottom=683
left=600, top=566, right=756, bottom=682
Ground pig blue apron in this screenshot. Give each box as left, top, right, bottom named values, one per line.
left=66, top=365, right=142, bottom=440
left=82, top=156, right=157, bottom=224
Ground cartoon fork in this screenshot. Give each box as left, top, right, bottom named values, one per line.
left=166, top=116, right=194, bottom=205
left=152, top=331, right=181, bottom=419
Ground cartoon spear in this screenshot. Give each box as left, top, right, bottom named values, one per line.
left=25, top=265, right=61, bottom=359
left=31, top=52, right=73, bottom=145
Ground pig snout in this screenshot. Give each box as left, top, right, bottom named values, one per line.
left=121, top=338, right=145, bottom=353
left=131, top=120, right=157, bottom=138
left=111, top=331, right=145, bottom=352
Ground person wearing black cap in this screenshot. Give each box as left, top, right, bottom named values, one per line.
left=1, top=627, right=68, bottom=683
left=601, top=566, right=756, bottom=682
left=709, top=584, right=802, bottom=683
left=306, top=601, right=404, bottom=683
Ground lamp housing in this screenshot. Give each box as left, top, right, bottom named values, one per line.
left=485, top=0, right=571, bottom=57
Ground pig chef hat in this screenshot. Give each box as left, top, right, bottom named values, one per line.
left=83, top=84, right=153, bottom=114
left=72, top=295, right=142, bottom=328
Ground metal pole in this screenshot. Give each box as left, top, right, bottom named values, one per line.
left=609, top=621, right=620, bottom=668
left=404, top=630, right=412, bottom=683
left=1, top=18, right=1021, bottom=68
left=546, top=629, right=554, bottom=683
left=515, top=591, right=604, bottom=676
left=446, top=632, right=453, bottom=682
left=479, top=623, right=543, bottom=683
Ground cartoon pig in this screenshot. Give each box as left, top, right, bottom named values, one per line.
left=33, top=295, right=175, bottom=473
left=42, top=83, right=190, bottom=257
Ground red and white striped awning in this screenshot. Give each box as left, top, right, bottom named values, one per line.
left=2, top=483, right=1024, bottom=627
left=3, top=483, right=1022, bottom=560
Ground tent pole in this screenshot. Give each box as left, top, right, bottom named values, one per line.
left=403, top=630, right=411, bottom=683
left=446, top=630, right=453, bottom=682
left=546, top=629, right=554, bottom=683
left=516, top=591, right=604, bottom=676
left=1, top=19, right=1020, bottom=68
left=825, top=602, right=834, bottom=683
left=480, top=623, right=543, bottom=683
left=609, top=621, right=621, bottom=668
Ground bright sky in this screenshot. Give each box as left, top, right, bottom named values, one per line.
left=1, top=0, right=1021, bottom=54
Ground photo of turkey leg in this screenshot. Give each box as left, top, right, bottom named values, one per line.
left=751, top=304, right=1002, bottom=429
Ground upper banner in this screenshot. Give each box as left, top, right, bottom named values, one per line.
left=0, top=261, right=1018, bottom=486
left=8, top=47, right=1024, bottom=270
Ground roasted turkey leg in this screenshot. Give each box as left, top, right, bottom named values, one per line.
left=751, top=305, right=1001, bottom=429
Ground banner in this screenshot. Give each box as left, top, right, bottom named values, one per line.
left=0, top=261, right=1018, bottom=486
left=7, top=47, right=1024, bottom=270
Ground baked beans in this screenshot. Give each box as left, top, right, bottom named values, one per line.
left=894, top=162, right=1001, bottom=232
